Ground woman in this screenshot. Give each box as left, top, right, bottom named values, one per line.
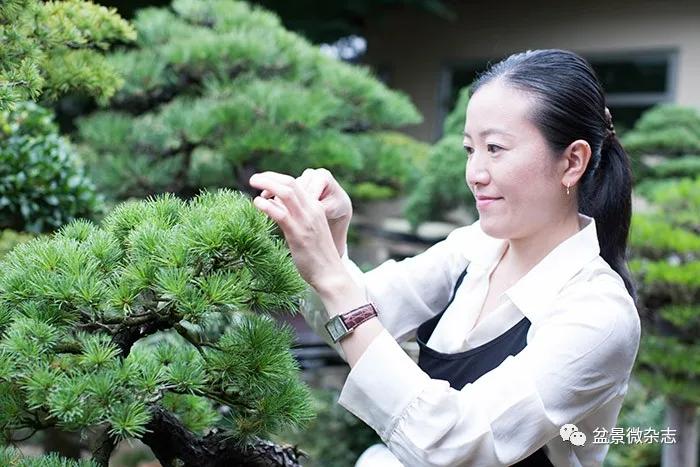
left=248, top=49, right=642, bottom=467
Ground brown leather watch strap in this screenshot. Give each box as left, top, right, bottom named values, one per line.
left=340, top=303, right=378, bottom=331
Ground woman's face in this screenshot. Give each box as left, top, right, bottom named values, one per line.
left=463, top=79, right=566, bottom=240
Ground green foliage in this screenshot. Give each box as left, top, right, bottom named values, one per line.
left=272, top=387, right=381, bottom=467
left=626, top=104, right=700, bottom=429
left=629, top=171, right=700, bottom=405
left=442, top=85, right=471, bottom=137
left=404, top=135, right=474, bottom=228
left=632, top=176, right=700, bottom=238
left=629, top=214, right=700, bottom=260
left=76, top=0, right=423, bottom=203
left=161, top=392, right=220, bottom=434
left=0, top=190, right=315, bottom=462
left=0, top=0, right=135, bottom=110
left=644, top=154, right=700, bottom=181
left=347, top=131, right=430, bottom=201
left=622, top=105, right=700, bottom=182
left=624, top=127, right=700, bottom=157
left=628, top=105, right=700, bottom=143
left=404, top=86, right=475, bottom=229
left=0, top=445, right=98, bottom=466
left=0, top=102, right=103, bottom=233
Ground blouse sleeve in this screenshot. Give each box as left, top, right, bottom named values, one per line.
left=300, top=223, right=475, bottom=362
left=337, top=275, right=642, bottom=466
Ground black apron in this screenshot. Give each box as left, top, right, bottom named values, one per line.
left=415, top=265, right=555, bottom=467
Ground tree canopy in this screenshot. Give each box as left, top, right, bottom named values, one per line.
left=75, top=0, right=428, bottom=204
left=0, top=0, right=135, bottom=111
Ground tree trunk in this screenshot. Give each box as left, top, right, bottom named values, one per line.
left=141, top=405, right=307, bottom=467
left=90, top=425, right=117, bottom=467
left=661, top=398, right=698, bottom=467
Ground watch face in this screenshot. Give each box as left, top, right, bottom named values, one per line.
left=325, top=315, right=349, bottom=342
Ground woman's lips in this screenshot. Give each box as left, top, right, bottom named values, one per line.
left=476, top=197, right=502, bottom=209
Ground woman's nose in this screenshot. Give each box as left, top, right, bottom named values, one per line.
left=466, top=154, right=490, bottom=188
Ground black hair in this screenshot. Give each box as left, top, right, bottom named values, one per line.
left=471, top=49, right=637, bottom=303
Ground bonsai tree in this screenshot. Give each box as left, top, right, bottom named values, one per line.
left=0, top=190, right=316, bottom=466
left=0, top=102, right=102, bottom=233
left=75, top=0, right=426, bottom=203
left=403, top=86, right=476, bottom=229
left=0, top=0, right=135, bottom=111
left=628, top=176, right=700, bottom=467
left=621, top=104, right=700, bottom=184
left=625, top=104, right=700, bottom=467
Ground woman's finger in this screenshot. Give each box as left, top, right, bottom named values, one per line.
left=249, top=173, right=305, bottom=217
left=268, top=195, right=286, bottom=212
left=309, top=179, right=327, bottom=201
left=253, top=171, right=296, bottom=185
left=296, top=170, right=312, bottom=193
left=297, top=168, right=327, bottom=200
left=299, top=168, right=315, bottom=182
left=306, top=174, right=327, bottom=200
left=257, top=172, right=296, bottom=199
left=253, top=196, right=289, bottom=225
left=259, top=173, right=298, bottom=212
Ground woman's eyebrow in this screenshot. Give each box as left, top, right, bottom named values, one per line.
left=463, top=129, right=514, bottom=138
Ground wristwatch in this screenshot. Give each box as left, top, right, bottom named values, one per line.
left=324, top=303, right=378, bottom=343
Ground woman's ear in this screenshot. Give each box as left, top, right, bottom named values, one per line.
left=562, top=139, right=592, bottom=185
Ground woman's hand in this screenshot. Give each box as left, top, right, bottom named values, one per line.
left=259, top=168, right=353, bottom=257
left=249, top=170, right=347, bottom=292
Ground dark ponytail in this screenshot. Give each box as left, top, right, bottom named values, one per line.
left=471, top=49, right=637, bottom=303
left=580, top=134, right=636, bottom=302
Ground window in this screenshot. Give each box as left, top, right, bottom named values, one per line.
left=588, top=50, right=676, bottom=132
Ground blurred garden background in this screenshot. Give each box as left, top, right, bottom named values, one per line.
left=0, top=0, right=699, bottom=466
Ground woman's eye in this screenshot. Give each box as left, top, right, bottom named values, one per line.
left=464, top=146, right=474, bottom=156
left=487, top=144, right=503, bottom=153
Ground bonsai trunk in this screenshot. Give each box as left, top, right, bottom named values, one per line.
left=140, top=405, right=306, bottom=467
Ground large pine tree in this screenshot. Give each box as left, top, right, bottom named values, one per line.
left=75, top=0, right=427, bottom=203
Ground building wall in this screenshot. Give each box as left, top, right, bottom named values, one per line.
left=362, top=0, right=700, bottom=142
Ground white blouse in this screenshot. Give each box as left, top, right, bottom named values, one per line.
left=302, top=213, right=641, bottom=467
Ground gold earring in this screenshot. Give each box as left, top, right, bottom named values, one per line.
left=566, top=183, right=570, bottom=196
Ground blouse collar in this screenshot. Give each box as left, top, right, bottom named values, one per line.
left=464, top=213, right=600, bottom=323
